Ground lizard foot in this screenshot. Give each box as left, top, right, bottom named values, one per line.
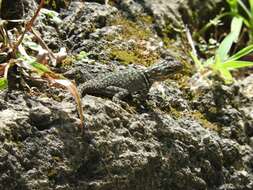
left=112, top=97, right=128, bottom=108
left=112, top=97, right=136, bottom=113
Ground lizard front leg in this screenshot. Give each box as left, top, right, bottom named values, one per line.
left=104, top=86, right=130, bottom=107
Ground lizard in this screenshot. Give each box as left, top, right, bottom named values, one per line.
left=79, top=57, right=182, bottom=187
left=79, top=57, right=183, bottom=104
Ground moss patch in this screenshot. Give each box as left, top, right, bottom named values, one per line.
left=110, top=17, right=152, bottom=40
left=110, top=49, right=137, bottom=65
left=192, top=111, right=219, bottom=131
left=108, top=16, right=160, bottom=66
left=109, top=46, right=159, bottom=66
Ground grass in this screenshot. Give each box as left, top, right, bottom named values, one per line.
left=229, top=0, right=253, bottom=42
left=196, top=0, right=253, bottom=43
left=189, top=0, right=253, bottom=84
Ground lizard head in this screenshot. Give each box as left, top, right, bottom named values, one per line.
left=145, top=57, right=183, bottom=82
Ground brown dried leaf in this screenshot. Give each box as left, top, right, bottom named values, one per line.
left=49, top=78, right=84, bottom=129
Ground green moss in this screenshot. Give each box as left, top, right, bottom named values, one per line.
left=192, top=111, right=219, bottom=131
left=138, top=15, right=154, bottom=25
left=169, top=107, right=183, bottom=119
left=110, top=17, right=151, bottom=40
left=110, top=49, right=137, bottom=65
left=107, top=16, right=160, bottom=66
left=162, top=37, right=172, bottom=48
left=109, top=46, right=159, bottom=66
left=59, top=56, right=75, bottom=68
left=47, top=168, right=57, bottom=179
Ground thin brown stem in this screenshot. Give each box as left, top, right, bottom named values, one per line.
left=31, top=27, right=56, bottom=60
left=13, top=0, right=45, bottom=54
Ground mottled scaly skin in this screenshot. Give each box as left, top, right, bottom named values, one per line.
left=80, top=57, right=182, bottom=102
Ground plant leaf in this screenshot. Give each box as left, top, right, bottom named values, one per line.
left=222, top=60, right=253, bottom=70
left=203, top=57, right=215, bottom=67
left=18, top=56, right=85, bottom=127
left=226, top=44, right=253, bottom=62
left=0, top=61, right=13, bottom=90
left=213, top=55, right=222, bottom=71
left=219, top=68, right=234, bottom=84
left=30, top=60, right=52, bottom=74
left=190, top=52, right=203, bottom=71
left=0, top=62, right=7, bottom=76
left=214, top=51, right=234, bottom=83
left=0, top=77, right=7, bottom=90
left=230, top=16, right=243, bottom=41
left=23, top=58, right=85, bottom=128
left=238, top=0, right=251, bottom=18
left=216, top=33, right=235, bottom=62
left=250, top=0, right=253, bottom=16
left=227, top=0, right=238, bottom=13
left=51, top=79, right=84, bottom=128
left=25, top=41, right=41, bottom=52
left=216, top=16, right=243, bottom=62
left=18, top=56, right=50, bottom=75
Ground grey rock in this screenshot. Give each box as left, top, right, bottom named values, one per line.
left=1, top=0, right=24, bottom=20
left=0, top=1, right=252, bottom=190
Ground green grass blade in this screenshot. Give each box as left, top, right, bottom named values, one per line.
left=231, top=16, right=243, bottom=39
left=219, top=68, right=234, bottom=84
left=213, top=54, right=222, bottom=71
left=30, top=60, right=52, bottom=74
left=196, top=12, right=232, bottom=38
left=216, top=33, right=234, bottom=62
left=238, top=0, right=251, bottom=18
left=242, top=16, right=251, bottom=28
left=216, top=17, right=243, bottom=62
left=222, top=60, right=253, bottom=70
left=203, top=57, right=215, bottom=67
left=213, top=54, right=233, bottom=83
left=190, top=52, right=203, bottom=71
left=226, top=44, right=253, bottom=61
left=227, top=0, right=238, bottom=14
left=23, top=40, right=41, bottom=52
left=249, top=0, right=253, bottom=17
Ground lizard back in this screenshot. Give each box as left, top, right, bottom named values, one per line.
left=80, top=68, right=150, bottom=96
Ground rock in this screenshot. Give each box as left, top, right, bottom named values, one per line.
left=0, top=0, right=252, bottom=190
left=245, top=122, right=253, bottom=137
left=1, top=0, right=24, bottom=20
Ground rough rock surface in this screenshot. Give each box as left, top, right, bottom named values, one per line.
left=0, top=1, right=252, bottom=190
